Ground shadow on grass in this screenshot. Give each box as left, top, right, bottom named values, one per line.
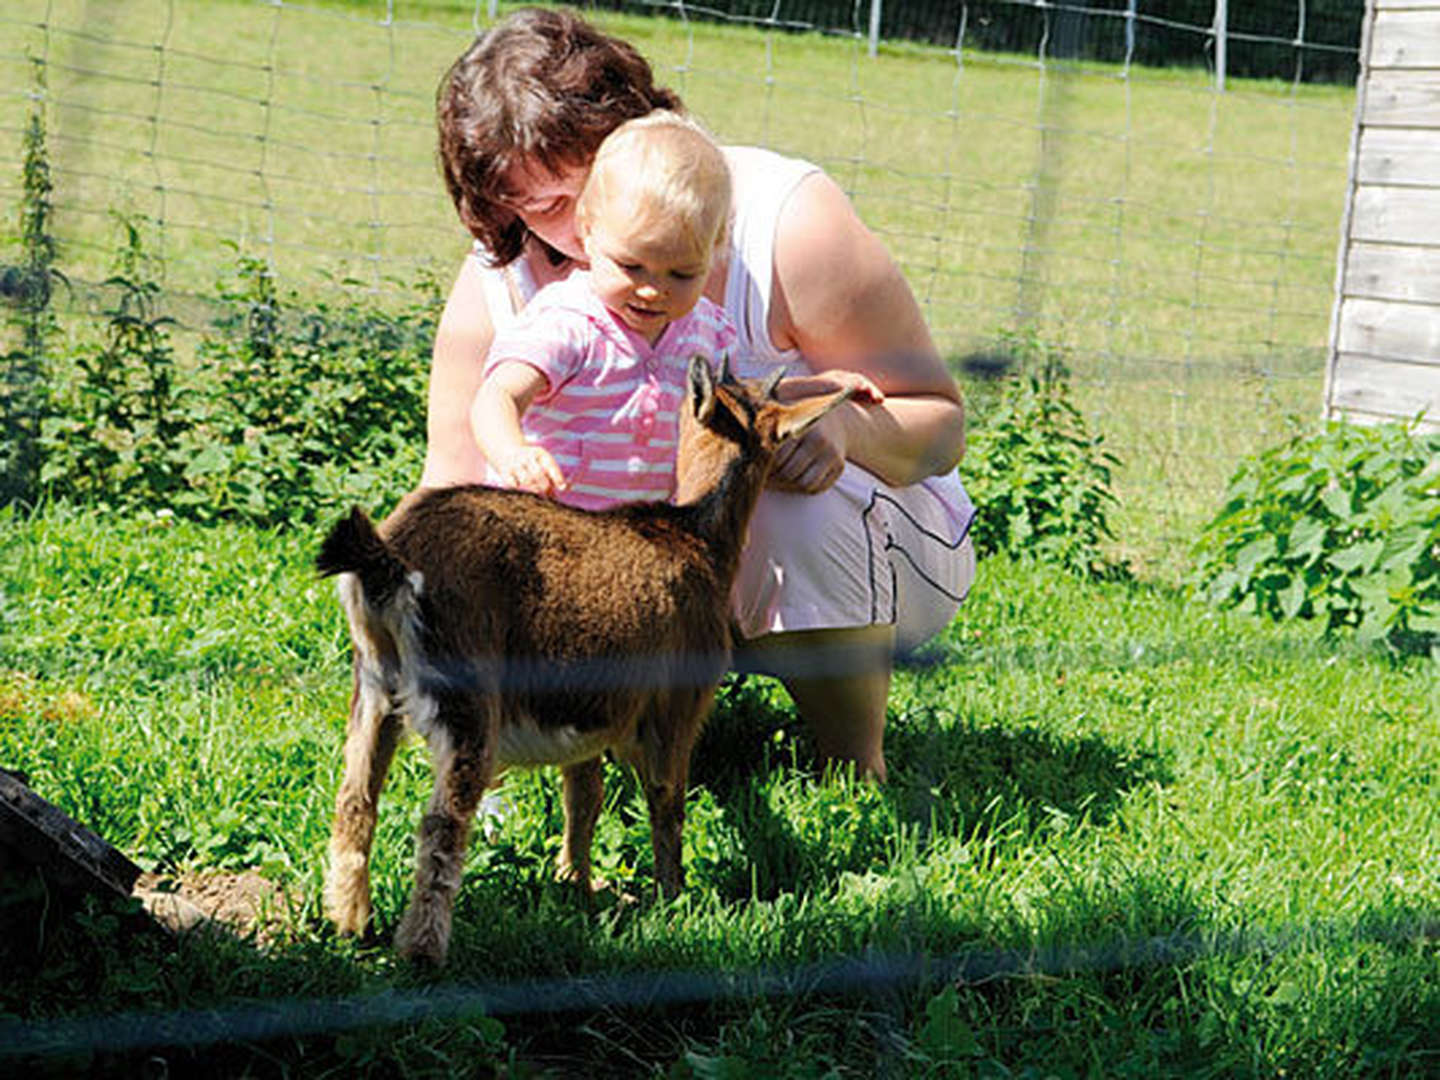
left=687, top=675, right=1170, bottom=903
left=6, top=863, right=1434, bottom=1079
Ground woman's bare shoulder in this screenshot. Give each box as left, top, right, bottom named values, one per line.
left=770, top=172, right=953, bottom=396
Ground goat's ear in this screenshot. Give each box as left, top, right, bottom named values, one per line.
left=773, top=386, right=853, bottom=444
left=760, top=366, right=785, bottom=401
left=688, top=355, right=717, bottom=423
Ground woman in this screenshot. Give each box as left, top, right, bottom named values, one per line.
left=423, top=8, right=975, bottom=781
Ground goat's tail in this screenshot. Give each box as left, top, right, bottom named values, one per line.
left=317, top=506, right=414, bottom=610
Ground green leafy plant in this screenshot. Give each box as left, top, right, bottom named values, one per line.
left=37, top=226, right=438, bottom=527
left=962, top=331, right=1125, bottom=579
left=173, top=255, right=435, bottom=526
left=2, top=72, right=66, bottom=507
left=40, top=216, right=185, bottom=508
left=1192, top=417, right=1440, bottom=654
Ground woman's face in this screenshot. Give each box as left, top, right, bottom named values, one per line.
left=496, top=158, right=590, bottom=263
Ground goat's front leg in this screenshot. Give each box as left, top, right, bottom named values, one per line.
left=639, top=694, right=713, bottom=899
left=557, top=757, right=604, bottom=893
left=326, top=665, right=404, bottom=937
left=644, top=775, right=687, bottom=899
left=394, top=701, right=495, bottom=967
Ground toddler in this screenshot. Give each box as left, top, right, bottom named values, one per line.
left=473, top=110, right=882, bottom=510
left=472, top=111, right=737, bottom=510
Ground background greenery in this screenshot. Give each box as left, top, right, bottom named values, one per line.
left=0, top=0, right=1357, bottom=573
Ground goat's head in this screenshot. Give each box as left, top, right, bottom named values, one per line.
left=673, top=355, right=854, bottom=505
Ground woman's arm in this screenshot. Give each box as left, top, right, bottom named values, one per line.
left=420, top=256, right=498, bottom=489
left=767, top=171, right=966, bottom=492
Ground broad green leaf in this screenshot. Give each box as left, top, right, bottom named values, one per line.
left=1236, top=535, right=1278, bottom=578
left=1328, top=539, right=1383, bottom=575
left=1278, top=575, right=1307, bottom=619
left=1320, top=485, right=1351, bottom=519
left=1287, top=516, right=1328, bottom=563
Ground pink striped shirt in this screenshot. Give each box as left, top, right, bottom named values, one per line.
left=482, top=273, right=738, bottom=511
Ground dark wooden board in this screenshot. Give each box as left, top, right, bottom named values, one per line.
left=0, top=768, right=141, bottom=899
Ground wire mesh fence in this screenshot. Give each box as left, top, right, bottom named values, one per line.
left=0, top=0, right=1361, bottom=572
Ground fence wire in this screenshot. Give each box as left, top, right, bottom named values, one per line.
left=0, top=0, right=1359, bottom=565
left=3, top=916, right=1435, bottom=1061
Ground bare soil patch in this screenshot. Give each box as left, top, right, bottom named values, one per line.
left=135, top=870, right=296, bottom=944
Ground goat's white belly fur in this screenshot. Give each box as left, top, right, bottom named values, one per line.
left=496, top=720, right=617, bottom=768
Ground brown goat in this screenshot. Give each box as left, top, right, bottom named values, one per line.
left=316, top=356, right=851, bottom=966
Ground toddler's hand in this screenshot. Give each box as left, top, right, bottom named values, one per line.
left=493, top=444, right=566, bottom=497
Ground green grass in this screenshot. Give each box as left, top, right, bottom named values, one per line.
left=1, top=505, right=1435, bottom=1076
left=2, top=0, right=1357, bottom=572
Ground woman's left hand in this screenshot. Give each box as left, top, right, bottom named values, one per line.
left=769, top=409, right=849, bottom=493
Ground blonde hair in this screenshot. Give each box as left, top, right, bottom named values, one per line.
left=576, top=111, right=732, bottom=255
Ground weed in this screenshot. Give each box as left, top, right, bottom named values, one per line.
left=2, top=68, right=65, bottom=507
left=36, top=229, right=438, bottom=526
left=1192, top=417, right=1440, bottom=655
left=40, top=216, right=185, bottom=509
left=963, top=330, right=1127, bottom=579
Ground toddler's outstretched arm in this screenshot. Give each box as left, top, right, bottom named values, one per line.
left=471, top=361, right=568, bottom=497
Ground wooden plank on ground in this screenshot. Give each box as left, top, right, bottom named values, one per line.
left=0, top=769, right=141, bottom=900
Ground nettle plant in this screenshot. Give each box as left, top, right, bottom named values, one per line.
left=40, top=223, right=437, bottom=527
left=182, top=254, right=436, bottom=525
left=961, top=331, right=1126, bottom=580
left=1192, top=418, right=1440, bottom=654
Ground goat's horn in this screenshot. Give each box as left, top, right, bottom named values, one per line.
left=717, top=353, right=734, bottom=384
left=760, top=366, right=785, bottom=400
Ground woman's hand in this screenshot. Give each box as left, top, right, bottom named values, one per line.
left=768, top=371, right=883, bottom=493
left=768, top=409, right=849, bottom=493
left=774, top=369, right=884, bottom=406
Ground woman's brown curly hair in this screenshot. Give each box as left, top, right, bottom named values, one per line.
left=437, top=8, right=683, bottom=266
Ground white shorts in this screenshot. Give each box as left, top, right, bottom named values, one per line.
left=732, top=465, right=977, bottom=654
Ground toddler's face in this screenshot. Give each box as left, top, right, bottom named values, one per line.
left=582, top=210, right=713, bottom=345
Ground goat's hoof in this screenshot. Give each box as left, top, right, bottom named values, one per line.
left=394, top=904, right=451, bottom=968
left=325, top=864, right=372, bottom=937
left=556, top=863, right=603, bottom=899
left=555, top=861, right=590, bottom=888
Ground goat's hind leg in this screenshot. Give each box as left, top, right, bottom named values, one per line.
left=394, top=692, right=496, bottom=967
left=327, top=661, right=404, bottom=937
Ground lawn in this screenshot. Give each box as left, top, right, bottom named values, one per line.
left=0, top=507, right=1435, bottom=1075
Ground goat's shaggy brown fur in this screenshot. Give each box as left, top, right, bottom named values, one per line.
left=317, top=357, right=850, bottom=965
